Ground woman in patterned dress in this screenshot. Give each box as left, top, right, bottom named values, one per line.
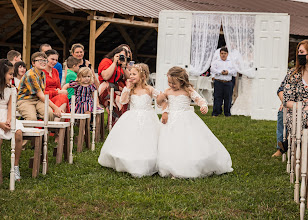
left=284, top=40, right=308, bottom=131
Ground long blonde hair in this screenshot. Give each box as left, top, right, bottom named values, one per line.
left=130, top=63, right=150, bottom=94
left=76, top=67, right=94, bottom=85
left=167, top=66, right=193, bottom=94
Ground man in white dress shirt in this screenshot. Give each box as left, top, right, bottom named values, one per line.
left=210, top=47, right=237, bottom=117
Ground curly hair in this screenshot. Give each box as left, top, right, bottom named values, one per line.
left=130, top=63, right=150, bottom=95
left=76, top=67, right=94, bottom=85
left=167, top=66, right=193, bottom=94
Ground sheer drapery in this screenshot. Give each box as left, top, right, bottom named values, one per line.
left=222, top=15, right=256, bottom=78
left=189, top=14, right=221, bottom=76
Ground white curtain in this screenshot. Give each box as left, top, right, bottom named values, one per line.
left=222, top=15, right=255, bottom=78
left=189, top=14, right=221, bottom=76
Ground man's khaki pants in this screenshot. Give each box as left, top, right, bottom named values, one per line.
left=17, top=98, right=54, bottom=121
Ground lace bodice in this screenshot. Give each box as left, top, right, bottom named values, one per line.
left=167, top=95, right=192, bottom=111
left=130, top=94, right=154, bottom=111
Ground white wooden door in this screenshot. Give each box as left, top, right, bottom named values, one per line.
left=251, top=14, right=290, bottom=120
left=156, top=11, right=192, bottom=92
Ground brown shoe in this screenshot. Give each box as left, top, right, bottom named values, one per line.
left=272, top=150, right=282, bottom=157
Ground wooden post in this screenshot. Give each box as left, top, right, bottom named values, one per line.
left=23, top=0, right=32, bottom=69
left=69, top=95, right=75, bottom=164
left=109, top=88, right=114, bottom=131
left=300, top=129, right=308, bottom=220
left=91, top=91, right=97, bottom=151
left=42, top=94, right=49, bottom=175
left=89, top=16, right=96, bottom=69
left=10, top=88, right=17, bottom=191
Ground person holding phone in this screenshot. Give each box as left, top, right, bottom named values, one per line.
left=210, top=47, right=237, bottom=117
left=97, top=46, right=130, bottom=127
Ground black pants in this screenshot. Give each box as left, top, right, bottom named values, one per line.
left=212, top=80, right=233, bottom=116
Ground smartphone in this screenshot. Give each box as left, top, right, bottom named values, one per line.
left=129, top=61, right=135, bottom=66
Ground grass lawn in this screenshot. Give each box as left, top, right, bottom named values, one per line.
left=0, top=107, right=304, bottom=219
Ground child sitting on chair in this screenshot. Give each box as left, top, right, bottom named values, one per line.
left=0, top=59, right=24, bottom=181
left=62, top=67, right=100, bottom=114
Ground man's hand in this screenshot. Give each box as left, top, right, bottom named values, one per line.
left=222, top=70, right=229, bottom=75
left=161, top=112, right=168, bottom=124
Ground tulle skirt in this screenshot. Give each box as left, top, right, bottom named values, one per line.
left=157, top=110, right=233, bottom=178
left=98, top=109, right=160, bottom=177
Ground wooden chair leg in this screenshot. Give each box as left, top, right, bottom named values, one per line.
left=95, top=114, right=101, bottom=142
left=56, top=128, right=65, bottom=164
left=0, top=140, right=2, bottom=185
left=77, top=119, right=85, bottom=153
left=100, top=113, right=105, bottom=142
left=32, top=136, right=42, bottom=178
left=85, top=117, right=91, bottom=149
left=64, top=127, right=70, bottom=161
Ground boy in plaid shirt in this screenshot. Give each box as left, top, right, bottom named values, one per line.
left=17, top=52, right=63, bottom=121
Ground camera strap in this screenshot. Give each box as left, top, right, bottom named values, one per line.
left=114, top=61, right=119, bottom=84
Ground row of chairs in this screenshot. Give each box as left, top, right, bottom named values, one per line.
left=282, top=102, right=308, bottom=220
left=0, top=88, right=105, bottom=191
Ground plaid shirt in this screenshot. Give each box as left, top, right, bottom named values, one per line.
left=17, top=68, right=46, bottom=101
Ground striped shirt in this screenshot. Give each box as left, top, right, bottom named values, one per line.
left=17, top=68, right=46, bottom=101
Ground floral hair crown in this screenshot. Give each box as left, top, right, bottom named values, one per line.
left=133, top=64, right=144, bottom=74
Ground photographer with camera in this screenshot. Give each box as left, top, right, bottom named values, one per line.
left=98, top=46, right=130, bottom=126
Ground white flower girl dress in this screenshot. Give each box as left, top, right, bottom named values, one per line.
left=157, top=89, right=233, bottom=178
left=98, top=87, right=160, bottom=177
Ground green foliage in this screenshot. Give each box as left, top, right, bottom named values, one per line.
left=0, top=108, right=303, bottom=219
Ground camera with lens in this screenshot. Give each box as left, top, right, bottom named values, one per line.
left=119, top=54, right=126, bottom=62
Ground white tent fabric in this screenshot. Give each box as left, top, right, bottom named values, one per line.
left=222, top=14, right=256, bottom=78
left=189, top=13, right=221, bottom=76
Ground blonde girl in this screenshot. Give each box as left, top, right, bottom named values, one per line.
left=98, top=63, right=161, bottom=177
left=62, top=67, right=100, bottom=114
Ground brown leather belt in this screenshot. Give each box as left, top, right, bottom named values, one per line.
left=214, top=79, right=231, bottom=83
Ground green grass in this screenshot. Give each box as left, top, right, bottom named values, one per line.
left=0, top=107, right=303, bottom=219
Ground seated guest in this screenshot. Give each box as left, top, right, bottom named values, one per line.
left=65, top=56, right=82, bottom=100
left=12, top=61, right=26, bottom=88
left=17, top=52, right=63, bottom=121
left=39, top=44, right=63, bottom=83
left=7, top=50, right=22, bottom=66
left=43, top=49, right=70, bottom=117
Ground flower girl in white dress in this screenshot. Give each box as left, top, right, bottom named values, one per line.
left=157, top=66, right=233, bottom=178
left=98, top=63, right=161, bottom=177
left=0, top=59, right=25, bottom=181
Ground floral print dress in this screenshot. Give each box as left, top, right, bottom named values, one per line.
left=283, top=68, right=308, bottom=132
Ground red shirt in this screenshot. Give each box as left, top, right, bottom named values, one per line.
left=43, top=68, right=61, bottom=99
left=98, top=58, right=124, bottom=83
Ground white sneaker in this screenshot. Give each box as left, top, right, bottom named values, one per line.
left=14, top=166, right=21, bottom=181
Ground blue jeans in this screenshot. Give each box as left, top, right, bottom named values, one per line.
left=276, top=109, right=288, bottom=149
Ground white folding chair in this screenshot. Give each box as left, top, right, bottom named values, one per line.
left=8, top=88, right=44, bottom=190
left=20, top=95, right=70, bottom=166
left=300, top=129, right=308, bottom=220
